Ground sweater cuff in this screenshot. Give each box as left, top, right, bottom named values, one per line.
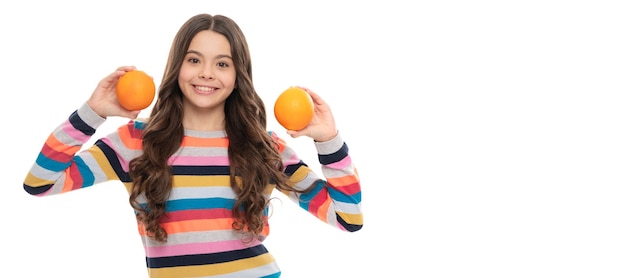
left=314, top=132, right=344, bottom=155
left=76, top=102, right=106, bottom=129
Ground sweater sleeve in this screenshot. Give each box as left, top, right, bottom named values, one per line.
left=272, top=132, right=363, bottom=232
left=23, top=103, right=134, bottom=196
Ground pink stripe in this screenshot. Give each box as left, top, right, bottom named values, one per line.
left=336, top=223, right=348, bottom=231
left=168, top=155, right=229, bottom=166
left=61, top=122, right=90, bottom=142
left=284, top=153, right=301, bottom=166
left=146, top=239, right=261, bottom=258
left=100, top=137, right=131, bottom=172
left=326, top=156, right=352, bottom=169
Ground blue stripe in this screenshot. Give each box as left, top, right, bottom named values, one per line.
left=134, top=120, right=146, bottom=130
left=74, top=156, right=95, bottom=187
left=261, top=272, right=281, bottom=278
left=36, top=152, right=71, bottom=172
left=166, top=198, right=235, bottom=211
left=298, top=180, right=324, bottom=210
left=298, top=180, right=361, bottom=209
left=328, top=186, right=361, bottom=204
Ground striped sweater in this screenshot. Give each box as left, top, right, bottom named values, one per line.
left=23, top=103, right=363, bottom=277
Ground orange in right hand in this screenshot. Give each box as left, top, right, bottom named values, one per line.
left=274, top=87, right=314, bottom=131
left=116, top=70, right=156, bottom=110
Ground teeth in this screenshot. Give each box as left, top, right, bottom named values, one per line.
left=196, top=86, right=215, bottom=92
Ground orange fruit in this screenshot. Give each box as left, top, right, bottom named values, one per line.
left=274, top=87, right=314, bottom=130
left=115, top=70, right=156, bottom=110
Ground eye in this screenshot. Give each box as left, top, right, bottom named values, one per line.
left=187, top=58, right=200, bottom=64
left=217, top=62, right=229, bottom=68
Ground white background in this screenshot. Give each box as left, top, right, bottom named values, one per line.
left=2, top=0, right=626, bottom=277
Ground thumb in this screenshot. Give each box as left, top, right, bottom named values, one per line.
left=286, top=129, right=307, bottom=138
left=121, top=110, right=142, bottom=120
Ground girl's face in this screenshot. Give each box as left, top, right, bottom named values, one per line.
left=178, top=30, right=236, bottom=112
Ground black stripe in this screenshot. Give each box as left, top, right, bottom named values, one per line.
left=284, top=161, right=308, bottom=176
left=68, top=110, right=95, bottom=136
left=337, top=213, right=363, bottom=232
left=95, top=140, right=131, bottom=182
left=23, top=183, right=53, bottom=195
left=146, top=244, right=269, bottom=268
left=172, top=165, right=231, bottom=175
left=318, top=143, right=349, bottom=165
left=95, top=142, right=233, bottom=182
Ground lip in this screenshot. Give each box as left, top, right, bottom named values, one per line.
left=193, top=85, right=219, bottom=95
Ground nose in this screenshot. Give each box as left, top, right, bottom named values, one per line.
left=199, top=67, right=214, bottom=80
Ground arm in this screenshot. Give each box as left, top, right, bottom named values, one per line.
left=277, top=133, right=363, bottom=232
left=23, top=66, right=143, bottom=196
left=276, top=87, right=363, bottom=232
left=24, top=104, right=116, bottom=196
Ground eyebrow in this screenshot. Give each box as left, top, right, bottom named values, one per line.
left=186, top=50, right=232, bottom=60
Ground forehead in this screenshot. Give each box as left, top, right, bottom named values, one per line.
left=187, top=30, right=231, bottom=56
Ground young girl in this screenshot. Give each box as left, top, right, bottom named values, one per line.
left=22, top=13, right=362, bottom=277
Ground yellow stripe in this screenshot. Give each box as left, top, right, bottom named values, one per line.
left=172, top=175, right=231, bottom=187
left=337, top=211, right=363, bottom=225
left=87, top=148, right=118, bottom=180
left=23, top=172, right=53, bottom=187
left=148, top=252, right=275, bottom=277
left=122, top=182, right=133, bottom=194
left=290, top=166, right=312, bottom=183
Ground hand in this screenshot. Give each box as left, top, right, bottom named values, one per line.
left=87, top=66, right=142, bottom=119
left=286, top=87, right=338, bottom=142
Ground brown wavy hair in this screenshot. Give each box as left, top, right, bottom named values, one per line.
left=128, top=14, right=299, bottom=243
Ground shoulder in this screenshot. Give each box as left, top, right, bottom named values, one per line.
left=116, top=118, right=148, bottom=141
left=268, top=131, right=288, bottom=153
left=133, top=118, right=148, bottom=131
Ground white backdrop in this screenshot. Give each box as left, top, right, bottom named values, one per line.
left=2, top=0, right=626, bottom=277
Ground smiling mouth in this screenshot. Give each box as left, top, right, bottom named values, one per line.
left=194, top=85, right=218, bottom=92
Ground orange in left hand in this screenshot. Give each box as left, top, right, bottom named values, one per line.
left=116, top=70, right=156, bottom=110
left=273, top=87, right=314, bottom=131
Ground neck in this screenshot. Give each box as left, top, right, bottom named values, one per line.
left=182, top=109, right=226, bottom=131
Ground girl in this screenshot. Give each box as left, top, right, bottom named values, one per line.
left=23, top=13, right=362, bottom=277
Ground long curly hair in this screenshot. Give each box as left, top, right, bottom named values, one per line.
left=128, top=14, right=299, bottom=243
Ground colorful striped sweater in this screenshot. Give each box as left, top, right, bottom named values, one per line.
left=23, top=103, right=363, bottom=277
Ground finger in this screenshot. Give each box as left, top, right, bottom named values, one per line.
left=126, top=110, right=141, bottom=119
left=296, top=87, right=326, bottom=106
left=287, top=125, right=311, bottom=136
left=309, top=91, right=326, bottom=106
left=286, top=130, right=301, bottom=138
left=116, top=65, right=136, bottom=72
left=106, top=66, right=136, bottom=83
left=103, top=66, right=137, bottom=87
left=296, top=86, right=311, bottom=92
